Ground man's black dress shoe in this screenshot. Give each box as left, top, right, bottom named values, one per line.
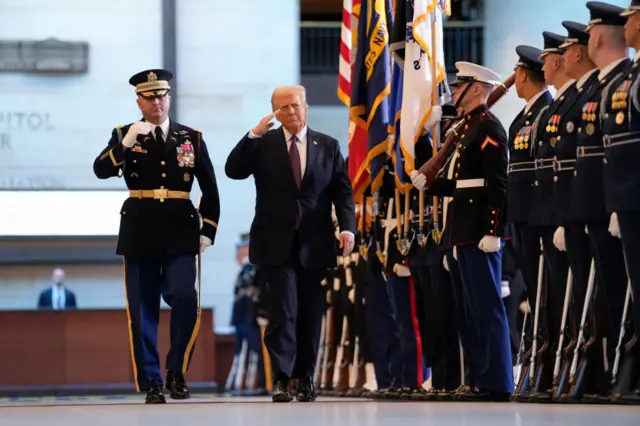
left=296, top=377, right=317, bottom=402
left=166, top=370, right=190, bottom=400
left=272, top=376, right=294, bottom=402
left=145, top=385, right=167, bottom=404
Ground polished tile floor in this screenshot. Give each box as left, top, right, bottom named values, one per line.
left=0, top=396, right=637, bottom=425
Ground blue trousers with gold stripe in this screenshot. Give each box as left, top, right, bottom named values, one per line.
left=124, top=254, right=200, bottom=391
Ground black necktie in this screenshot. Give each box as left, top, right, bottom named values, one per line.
left=155, top=126, right=163, bottom=142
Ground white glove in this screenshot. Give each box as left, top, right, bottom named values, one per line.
left=443, top=255, right=450, bottom=271
left=410, top=170, right=427, bottom=190
left=199, top=235, right=212, bottom=253
left=122, top=121, right=154, bottom=148
left=501, top=281, right=510, bottom=299
left=553, top=226, right=566, bottom=252
left=609, top=212, right=621, bottom=238
left=257, top=317, right=268, bottom=327
left=478, top=236, right=501, bottom=253
left=453, top=246, right=458, bottom=260
left=393, top=263, right=412, bottom=277
left=423, top=106, right=443, bottom=131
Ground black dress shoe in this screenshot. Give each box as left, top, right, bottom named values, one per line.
left=165, top=370, right=190, bottom=400
left=296, top=377, right=317, bottom=402
left=454, top=385, right=511, bottom=402
left=272, top=376, right=293, bottom=402
left=145, top=385, right=167, bottom=404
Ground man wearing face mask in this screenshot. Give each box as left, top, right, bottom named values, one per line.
left=93, top=69, right=221, bottom=404
left=225, top=85, right=356, bottom=403
left=411, top=62, right=512, bottom=402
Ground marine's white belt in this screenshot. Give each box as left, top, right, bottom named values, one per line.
left=456, top=178, right=486, bottom=189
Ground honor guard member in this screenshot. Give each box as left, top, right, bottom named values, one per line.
left=506, top=45, right=553, bottom=327
left=527, top=31, right=574, bottom=359
left=547, top=21, right=601, bottom=361
left=572, top=2, right=631, bottom=382
left=601, top=0, right=640, bottom=402
left=413, top=62, right=512, bottom=402
left=93, top=69, right=220, bottom=404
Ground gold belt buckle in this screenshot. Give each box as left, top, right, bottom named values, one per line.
left=153, top=188, right=168, bottom=201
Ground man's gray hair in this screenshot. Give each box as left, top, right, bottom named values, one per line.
left=271, top=85, right=308, bottom=110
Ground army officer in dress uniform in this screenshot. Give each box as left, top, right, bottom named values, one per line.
left=93, top=69, right=220, bottom=404
left=412, top=62, right=512, bottom=402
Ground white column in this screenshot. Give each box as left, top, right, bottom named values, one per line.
left=176, top=0, right=300, bottom=330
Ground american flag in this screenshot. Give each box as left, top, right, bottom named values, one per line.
left=337, top=0, right=358, bottom=107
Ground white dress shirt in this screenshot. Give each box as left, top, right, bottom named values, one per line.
left=576, top=68, right=599, bottom=89
left=599, top=57, right=629, bottom=82
left=51, top=285, right=65, bottom=310
left=554, top=79, right=576, bottom=100
left=153, top=117, right=170, bottom=142
left=524, top=90, right=547, bottom=116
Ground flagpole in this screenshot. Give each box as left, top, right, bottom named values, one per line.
left=429, top=1, right=442, bottom=245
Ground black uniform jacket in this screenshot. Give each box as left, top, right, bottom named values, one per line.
left=570, top=58, right=631, bottom=222
left=602, top=58, right=640, bottom=214
left=225, top=126, right=356, bottom=269
left=93, top=119, right=220, bottom=259
left=528, top=81, right=578, bottom=227
left=426, top=105, right=509, bottom=247
left=553, top=69, right=600, bottom=224
left=505, top=90, right=553, bottom=225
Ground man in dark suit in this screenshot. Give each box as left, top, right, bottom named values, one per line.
left=225, top=85, right=356, bottom=402
left=93, top=69, right=220, bottom=404
left=37, top=268, right=77, bottom=310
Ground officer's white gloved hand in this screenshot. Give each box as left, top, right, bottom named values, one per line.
left=122, top=121, right=154, bottom=148
left=478, top=236, right=501, bottom=253
left=553, top=226, right=566, bottom=251
left=501, top=281, right=511, bottom=299
left=410, top=170, right=427, bottom=190
left=609, top=212, right=621, bottom=239
left=453, top=245, right=458, bottom=260
left=257, top=317, right=268, bottom=327
left=423, top=106, right=443, bottom=132
left=199, top=235, right=212, bottom=253
left=393, top=263, right=411, bottom=277
left=443, top=255, right=450, bottom=271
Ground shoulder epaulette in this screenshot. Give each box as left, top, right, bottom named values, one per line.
left=116, top=124, right=125, bottom=129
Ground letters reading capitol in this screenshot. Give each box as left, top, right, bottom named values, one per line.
left=0, top=112, right=55, bottom=188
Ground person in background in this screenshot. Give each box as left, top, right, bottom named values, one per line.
left=37, top=268, right=77, bottom=310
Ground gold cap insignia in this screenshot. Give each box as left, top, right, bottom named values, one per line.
left=147, top=72, right=158, bottom=82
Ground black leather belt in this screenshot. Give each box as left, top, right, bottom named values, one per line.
left=604, top=131, right=640, bottom=149
left=553, top=158, right=576, bottom=172
left=576, top=145, right=605, bottom=158
left=508, top=161, right=535, bottom=173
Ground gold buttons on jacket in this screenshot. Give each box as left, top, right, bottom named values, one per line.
left=162, top=173, right=166, bottom=178
left=161, top=161, right=166, bottom=166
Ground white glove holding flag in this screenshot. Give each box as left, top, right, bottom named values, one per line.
left=501, top=281, right=511, bottom=299
left=553, top=226, right=566, bottom=251
left=122, top=121, right=154, bottom=148
left=410, top=170, right=427, bottom=190
left=478, top=236, right=501, bottom=253
left=423, top=106, right=443, bottom=133
left=609, top=212, right=621, bottom=239
left=200, top=235, right=212, bottom=253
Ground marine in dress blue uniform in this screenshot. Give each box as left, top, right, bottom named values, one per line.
left=601, top=0, right=640, bottom=403
left=505, top=45, right=553, bottom=348
left=421, top=62, right=513, bottom=401
left=93, top=69, right=220, bottom=404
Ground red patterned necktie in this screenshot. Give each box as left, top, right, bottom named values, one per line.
left=290, top=135, right=302, bottom=229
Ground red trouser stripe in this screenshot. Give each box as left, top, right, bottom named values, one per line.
left=408, top=273, right=423, bottom=385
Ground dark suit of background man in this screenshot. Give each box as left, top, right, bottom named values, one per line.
left=93, top=69, right=220, bottom=404
left=225, top=85, right=356, bottom=403
left=37, top=268, right=77, bottom=310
